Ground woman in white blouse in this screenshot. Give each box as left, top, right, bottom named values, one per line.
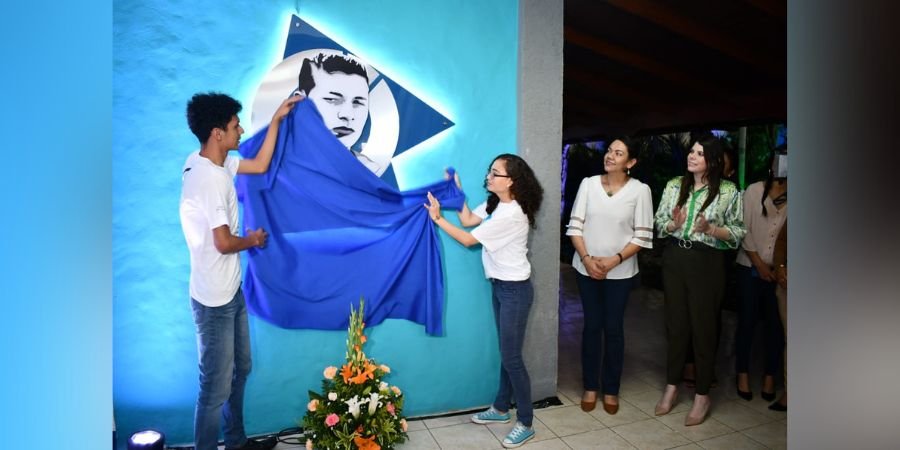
left=566, top=137, right=654, bottom=415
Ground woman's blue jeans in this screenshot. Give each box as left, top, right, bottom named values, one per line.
left=734, top=265, right=785, bottom=376
left=191, top=288, right=252, bottom=450
left=575, top=273, right=634, bottom=395
left=490, top=278, right=534, bottom=427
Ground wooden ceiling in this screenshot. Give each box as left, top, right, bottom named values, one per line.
left=563, top=0, right=786, bottom=143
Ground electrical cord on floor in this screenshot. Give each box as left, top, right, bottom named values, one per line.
left=274, top=426, right=306, bottom=446
left=166, top=427, right=308, bottom=450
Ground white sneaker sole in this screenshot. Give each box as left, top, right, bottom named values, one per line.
left=502, top=432, right=535, bottom=448
left=471, top=415, right=511, bottom=424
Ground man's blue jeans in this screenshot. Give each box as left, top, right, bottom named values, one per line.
left=191, top=288, right=252, bottom=450
left=490, top=278, right=534, bottom=427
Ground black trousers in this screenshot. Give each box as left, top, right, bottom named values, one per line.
left=662, top=242, right=725, bottom=395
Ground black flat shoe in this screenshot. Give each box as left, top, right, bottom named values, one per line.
left=768, top=400, right=787, bottom=411
left=761, top=390, right=776, bottom=402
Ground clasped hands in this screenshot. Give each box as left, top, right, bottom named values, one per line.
left=584, top=255, right=620, bottom=280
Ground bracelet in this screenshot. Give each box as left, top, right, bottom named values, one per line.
left=431, top=215, right=442, bottom=223
left=581, top=254, right=590, bottom=261
left=616, top=253, right=623, bottom=263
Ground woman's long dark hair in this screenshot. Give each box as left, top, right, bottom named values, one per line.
left=676, top=132, right=725, bottom=212
left=761, top=143, right=788, bottom=217
left=485, top=154, right=544, bottom=228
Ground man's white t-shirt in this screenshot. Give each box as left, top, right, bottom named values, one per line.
left=179, top=151, right=242, bottom=307
left=471, top=200, right=531, bottom=281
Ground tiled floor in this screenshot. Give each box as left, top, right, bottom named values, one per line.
left=258, top=264, right=787, bottom=450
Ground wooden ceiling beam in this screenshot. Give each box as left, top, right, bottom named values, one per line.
left=566, top=67, right=668, bottom=107
left=565, top=27, right=738, bottom=104
left=743, top=0, right=786, bottom=18
left=607, top=0, right=782, bottom=77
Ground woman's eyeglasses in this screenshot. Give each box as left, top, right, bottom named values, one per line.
left=487, top=170, right=511, bottom=179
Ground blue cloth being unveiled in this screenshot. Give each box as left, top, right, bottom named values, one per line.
left=236, top=100, right=463, bottom=335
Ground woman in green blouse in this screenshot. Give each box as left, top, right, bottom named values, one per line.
left=653, top=133, right=746, bottom=426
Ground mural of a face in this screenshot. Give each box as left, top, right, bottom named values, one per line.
left=306, top=65, right=370, bottom=148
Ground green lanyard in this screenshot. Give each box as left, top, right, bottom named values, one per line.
left=682, top=186, right=707, bottom=240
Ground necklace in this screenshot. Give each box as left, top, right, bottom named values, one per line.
left=602, top=175, right=626, bottom=197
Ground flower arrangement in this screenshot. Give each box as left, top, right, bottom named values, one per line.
left=303, top=299, right=408, bottom=450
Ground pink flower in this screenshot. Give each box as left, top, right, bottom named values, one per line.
left=386, top=402, right=396, bottom=416
left=379, top=364, right=391, bottom=373
left=400, top=418, right=408, bottom=432
left=307, top=399, right=319, bottom=412
left=323, top=366, right=338, bottom=380
left=306, top=439, right=314, bottom=450
left=325, top=413, right=340, bottom=427
left=391, top=385, right=402, bottom=396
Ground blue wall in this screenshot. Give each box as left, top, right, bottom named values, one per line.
left=113, top=0, right=518, bottom=446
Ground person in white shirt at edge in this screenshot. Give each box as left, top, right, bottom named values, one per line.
left=180, top=91, right=302, bottom=450
left=423, top=154, right=544, bottom=449
left=565, top=137, right=654, bottom=416
left=733, top=144, right=787, bottom=405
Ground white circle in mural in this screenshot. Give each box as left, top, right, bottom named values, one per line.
left=250, top=49, right=399, bottom=176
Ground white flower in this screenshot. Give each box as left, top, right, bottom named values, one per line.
left=345, top=395, right=363, bottom=419
left=379, top=382, right=389, bottom=392
left=328, top=392, right=337, bottom=401
left=367, top=392, right=382, bottom=415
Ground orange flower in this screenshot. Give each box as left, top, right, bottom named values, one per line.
left=360, top=334, right=367, bottom=344
left=340, top=363, right=354, bottom=383
left=348, top=361, right=377, bottom=385
left=353, top=435, right=381, bottom=450
left=349, top=372, right=367, bottom=384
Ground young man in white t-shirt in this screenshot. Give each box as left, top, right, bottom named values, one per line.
left=180, top=91, right=302, bottom=450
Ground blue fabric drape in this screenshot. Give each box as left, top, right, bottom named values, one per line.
left=236, top=101, right=463, bottom=335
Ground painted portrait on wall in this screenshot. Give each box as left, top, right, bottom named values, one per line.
left=248, top=15, right=452, bottom=186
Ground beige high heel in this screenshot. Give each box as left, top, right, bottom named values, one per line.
left=684, top=394, right=710, bottom=426
left=655, top=384, right=678, bottom=416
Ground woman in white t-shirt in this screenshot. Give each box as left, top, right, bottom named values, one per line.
left=566, top=137, right=654, bottom=415
left=424, top=154, right=544, bottom=449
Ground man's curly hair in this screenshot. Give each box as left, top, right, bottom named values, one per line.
left=485, top=153, right=544, bottom=228
left=186, top=92, right=242, bottom=143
